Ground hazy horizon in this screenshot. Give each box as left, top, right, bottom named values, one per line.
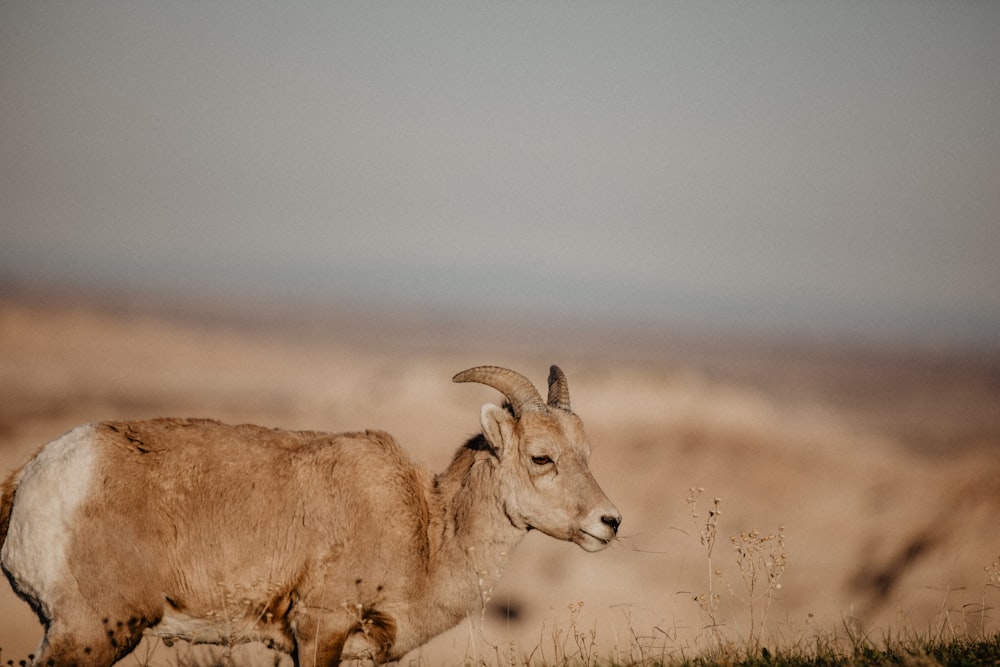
left=2, top=2, right=998, bottom=350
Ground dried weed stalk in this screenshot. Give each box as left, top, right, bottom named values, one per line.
left=686, top=487, right=724, bottom=646
left=686, top=488, right=788, bottom=656
left=729, top=525, right=787, bottom=650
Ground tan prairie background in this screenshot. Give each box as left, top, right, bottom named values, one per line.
left=1, top=294, right=999, bottom=664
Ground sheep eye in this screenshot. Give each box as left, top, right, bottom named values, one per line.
left=531, top=455, right=553, bottom=466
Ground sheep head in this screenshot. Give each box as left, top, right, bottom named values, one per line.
left=453, top=365, right=621, bottom=552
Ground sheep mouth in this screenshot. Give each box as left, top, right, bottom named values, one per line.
left=575, top=529, right=613, bottom=552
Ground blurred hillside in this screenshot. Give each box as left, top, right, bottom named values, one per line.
left=1, top=290, right=998, bottom=663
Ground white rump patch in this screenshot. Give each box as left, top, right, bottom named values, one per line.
left=1, top=424, right=97, bottom=618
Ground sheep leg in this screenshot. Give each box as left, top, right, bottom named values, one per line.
left=32, top=616, right=143, bottom=667
left=291, top=618, right=349, bottom=667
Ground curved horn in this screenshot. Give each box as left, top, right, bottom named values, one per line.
left=546, top=365, right=572, bottom=412
left=452, top=366, right=546, bottom=418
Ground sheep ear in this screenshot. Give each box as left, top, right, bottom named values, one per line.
left=479, top=403, right=516, bottom=458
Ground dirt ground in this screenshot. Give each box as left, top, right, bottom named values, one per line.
left=1, top=292, right=998, bottom=664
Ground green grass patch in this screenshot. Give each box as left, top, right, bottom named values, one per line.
left=656, top=632, right=1000, bottom=667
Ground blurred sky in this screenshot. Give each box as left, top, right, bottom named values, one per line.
left=2, top=2, right=998, bottom=348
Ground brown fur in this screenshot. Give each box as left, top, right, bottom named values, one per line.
left=0, top=468, right=16, bottom=548
left=1, top=368, right=620, bottom=667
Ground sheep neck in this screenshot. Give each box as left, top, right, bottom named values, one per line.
left=426, top=440, right=526, bottom=621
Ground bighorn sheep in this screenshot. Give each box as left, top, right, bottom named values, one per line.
left=0, top=365, right=621, bottom=666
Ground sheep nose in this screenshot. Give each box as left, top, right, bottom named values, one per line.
left=601, top=513, right=621, bottom=535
